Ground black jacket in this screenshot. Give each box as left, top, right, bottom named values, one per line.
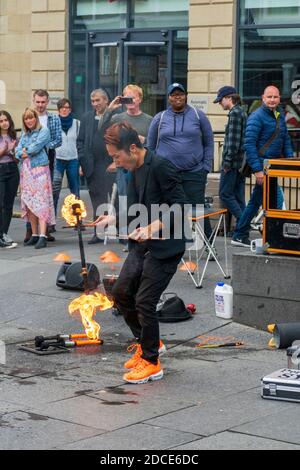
left=76, top=109, right=113, bottom=179
left=126, top=150, right=189, bottom=259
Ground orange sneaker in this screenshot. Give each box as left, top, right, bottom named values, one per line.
left=123, top=358, right=163, bottom=384
left=124, top=341, right=166, bottom=369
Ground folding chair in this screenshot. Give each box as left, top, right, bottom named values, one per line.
left=181, top=208, right=231, bottom=288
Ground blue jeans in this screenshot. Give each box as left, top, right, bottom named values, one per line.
left=235, top=183, right=284, bottom=239
left=52, top=159, right=80, bottom=215
left=219, top=169, right=245, bottom=223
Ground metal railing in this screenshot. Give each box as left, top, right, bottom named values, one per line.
left=213, top=129, right=300, bottom=210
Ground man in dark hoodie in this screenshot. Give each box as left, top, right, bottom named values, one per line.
left=147, top=83, right=214, bottom=240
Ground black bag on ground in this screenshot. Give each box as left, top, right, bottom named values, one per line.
left=157, top=294, right=192, bottom=323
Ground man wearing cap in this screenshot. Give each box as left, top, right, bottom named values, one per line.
left=214, top=86, right=247, bottom=234
left=147, top=82, right=214, bottom=240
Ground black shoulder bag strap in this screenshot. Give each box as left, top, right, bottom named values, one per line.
left=258, top=117, right=280, bottom=156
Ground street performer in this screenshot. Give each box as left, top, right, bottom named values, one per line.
left=92, top=122, right=189, bottom=384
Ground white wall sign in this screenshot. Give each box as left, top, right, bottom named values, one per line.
left=188, top=95, right=209, bottom=114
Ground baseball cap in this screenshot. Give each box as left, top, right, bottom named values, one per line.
left=167, top=83, right=186, bottom=95
left=214, top=86, right=237, bottom=103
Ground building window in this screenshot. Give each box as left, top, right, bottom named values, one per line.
left=131, top=0, right=189, bottom=28
left=72, top=0, right=127, bottom=30
left=238, top=0, right=300, bottom=129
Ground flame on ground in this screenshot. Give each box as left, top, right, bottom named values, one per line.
left=68, top=292, right=114, bottom=340
left=53, top=252, right=71, bottom=262
left=61, top=194, right=87, bottom=226
left=100, top=251, right=121, bottom=263
left=180, top=261, right=197, bottom=272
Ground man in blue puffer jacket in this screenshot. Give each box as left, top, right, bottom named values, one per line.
left=231, top=85, right=293, bottom=247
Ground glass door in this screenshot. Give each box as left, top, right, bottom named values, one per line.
left=86, top=30, right=187, bottom=115
left=92, top=41, right=122, bottom=102
left=124, top=41, right=168, bottom=116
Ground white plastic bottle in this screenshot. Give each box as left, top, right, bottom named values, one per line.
left=214, top=282, right=233, bottom=319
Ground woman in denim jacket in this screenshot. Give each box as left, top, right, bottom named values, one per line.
left=16, top=108, right=55, bottom=249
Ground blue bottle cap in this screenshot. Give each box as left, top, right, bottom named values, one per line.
left=217, top=282, right=225, bottom=286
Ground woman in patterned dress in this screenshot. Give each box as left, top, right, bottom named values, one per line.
left=16, top=108, right=55, bottom=249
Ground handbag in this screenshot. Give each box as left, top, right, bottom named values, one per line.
left=239, top=153, right=252, bottom=178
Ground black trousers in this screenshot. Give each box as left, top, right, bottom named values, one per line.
left=0, top=162, right=19, bottom=238
left=112, top=245, right=183, bottom=364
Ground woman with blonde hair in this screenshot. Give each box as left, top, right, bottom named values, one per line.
left=16, top=108, right=55, bottom=249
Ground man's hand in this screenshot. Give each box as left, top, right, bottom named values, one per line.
left=108, top=96, right=122, bottom=112
left=129, top=220, right=163, bottom=242
left=79, top=166, right=84, bottom=177
left=89, top=214, right=116, bottom=229
left=106, top=162, right=117, bottom=173
left=254, top=171, right=264, bottom=185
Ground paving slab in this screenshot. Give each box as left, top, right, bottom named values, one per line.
left=172, top=431, right=300, bottom=450
left=0, top=367, right=121, bottom=408
left=146, top=388, right=296, bottom=437
left=60, top=423, right=199, bottom=450
left=0, top=410, right=103, bottom=450
left=232, top=408, right=300, bottom=445
left=0, top=400, right=24, bottom=415
left=28, top=389, right=196, bottom=432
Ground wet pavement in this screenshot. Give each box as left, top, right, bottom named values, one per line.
left=0, top=191, right=299, bottom=450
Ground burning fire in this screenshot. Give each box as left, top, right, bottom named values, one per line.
left=99, top=251, right=121, bottom=263
left=180, top=261, right=197, bottom=272
left=69, top=292, right=114, bottom=340
left=61, top=194, right=87, bottom=226
left=53, top=252, right=71, bottom=262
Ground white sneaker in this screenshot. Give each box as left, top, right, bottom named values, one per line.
left=6, top=242, right=18, bottom=249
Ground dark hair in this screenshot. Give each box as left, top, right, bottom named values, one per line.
left=57, top=98, right=72, bottom=110
left=227, top=94, right=242, bottom=105
left=0, top=110, right=17, bottom=140
left=105, top=122, right=143, bottom=152
left=33, top=89, right=49, bottom=99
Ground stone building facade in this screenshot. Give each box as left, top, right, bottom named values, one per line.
left=0, top=0, right=233, bottom=130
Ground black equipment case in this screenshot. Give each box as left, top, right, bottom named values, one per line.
left=263, top=159, right=300, bottom=256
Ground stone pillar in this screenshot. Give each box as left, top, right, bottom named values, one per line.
left=31, top=0, right=67, bottom=110
left=188, top=0, right=234, bottom=132
left=0, top=0, right=32, bottom=127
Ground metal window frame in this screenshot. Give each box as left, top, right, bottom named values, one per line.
left=236, top=0, right=300, bottom=94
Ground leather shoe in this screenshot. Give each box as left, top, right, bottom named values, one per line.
left=88, top=235, right=103, bottom=245
left=24, top=235, right=39, bottom=246
left=47, top=234, right=56, bottom=242
left=35, top=237, right=47, bottom=249
left=23, top=227, right=32, bottom=243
